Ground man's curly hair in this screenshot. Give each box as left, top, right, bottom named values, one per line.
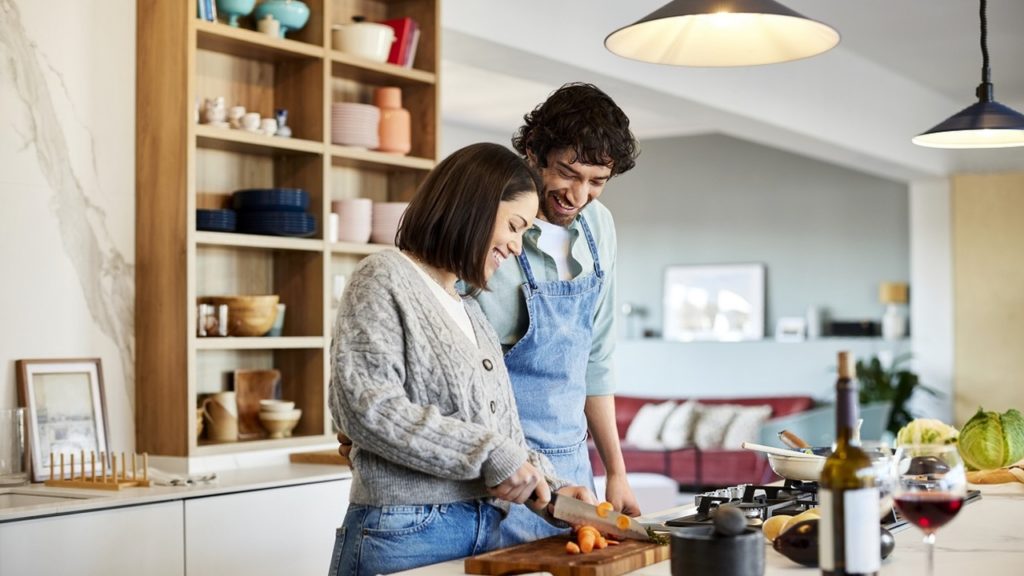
left=512, top=82, right=638, bottom=176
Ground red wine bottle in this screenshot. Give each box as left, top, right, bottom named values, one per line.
left=819, top=351, right=880, bottom=576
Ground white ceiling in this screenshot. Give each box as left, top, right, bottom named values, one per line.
left=440, top=0, right=1024, bottom=182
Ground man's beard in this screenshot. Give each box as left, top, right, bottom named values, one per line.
left=540, top=189, right=581, bottom=227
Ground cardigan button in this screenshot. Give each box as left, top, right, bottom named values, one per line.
left=482, top=359, right=494, bottom=371
left=490, top=401, right=497, bottom=413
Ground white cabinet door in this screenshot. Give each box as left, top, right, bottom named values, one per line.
left=0, top=501, right=184, bottom=576
left=185, top=479, right=350, bottom=576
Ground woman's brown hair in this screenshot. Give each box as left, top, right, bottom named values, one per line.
left=397, top=142, right=541, bottom=290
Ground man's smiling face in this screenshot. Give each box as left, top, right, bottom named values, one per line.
left=533, top=149, right=612, bottom=227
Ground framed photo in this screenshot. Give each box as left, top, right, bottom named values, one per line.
left=15, top=358, right=109, bottom=482
left=663, top=264, right=766, bottom=342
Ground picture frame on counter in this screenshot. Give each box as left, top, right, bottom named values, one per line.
left=15, top=358, right=109, bottom=482
left=662, top=263, right=765, bottom=342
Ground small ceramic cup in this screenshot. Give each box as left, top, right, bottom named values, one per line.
left=260, top=117, right=278, bottom=136
left=242, top=112, right=261, bottom=132
left=228, top=105, right=246, bottom=128
left=258, top=14, right=280, bottom=37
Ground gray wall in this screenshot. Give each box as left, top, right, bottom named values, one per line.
left=603, top=133, right=910, bottom=339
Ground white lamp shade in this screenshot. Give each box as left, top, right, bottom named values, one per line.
left=605, top=0, right=840, bottom=67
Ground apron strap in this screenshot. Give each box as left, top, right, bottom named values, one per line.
left=577, top=214, right=603, bottom=278
left=516, top=250, right=540, bottom=291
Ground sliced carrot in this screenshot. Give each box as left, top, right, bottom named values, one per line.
left=616, top=515, right=631, bottom=530
left=565, top=541, right=581, bottom=555
left=595, top=501, right=614, bottom=518
left=595, top=536, right=608, bottom=549
left=606, top=539, right=620, bottom=546
left=578, top=530, right=596, bottom=553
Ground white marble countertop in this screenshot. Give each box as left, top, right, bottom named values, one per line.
left=0, top=463, right=353, bottom=523
left=397, top=483, right=1024, bottom=576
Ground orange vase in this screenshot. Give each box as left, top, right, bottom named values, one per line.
left=374, top=87, right=411, bottom=155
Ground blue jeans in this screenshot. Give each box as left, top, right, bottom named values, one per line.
left=328, top=500, right=503, bottom=576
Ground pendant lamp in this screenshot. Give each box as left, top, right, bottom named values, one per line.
left=912, top=0, right=1024, bottom=148
left=604, top=0, right=840, bottom=67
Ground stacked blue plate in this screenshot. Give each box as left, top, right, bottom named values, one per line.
left=238, top=211, right=317, bottom=237
left=197, top=209, right=237, bottom=232
left=232, top=188, right=309, bottom=212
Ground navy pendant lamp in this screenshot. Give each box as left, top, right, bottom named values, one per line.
left=604, top=0, right=840, bottom=67
left=913, top=0, right=1024, bottom=148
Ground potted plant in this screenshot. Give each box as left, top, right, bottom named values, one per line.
left=856, top=353, right=939, bottom=437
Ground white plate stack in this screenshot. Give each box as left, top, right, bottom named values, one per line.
left=371, top=202, right=409, bottom=245
left=331, top=198, right=373, bottom=243
left=331, top=103, right=380, bottom=149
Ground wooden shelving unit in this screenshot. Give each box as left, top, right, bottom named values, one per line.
left=136, top=0, right=439, bottom=464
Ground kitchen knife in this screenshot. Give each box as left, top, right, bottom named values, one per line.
left=548, top=493, right=651, bottom=542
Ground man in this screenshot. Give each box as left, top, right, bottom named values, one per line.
left=338, top=82, right=641, bottom=545
left=482, top=82, right=640, bottom=546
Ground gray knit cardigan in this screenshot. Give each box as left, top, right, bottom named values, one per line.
left=329, top=250, right=567, bottom=508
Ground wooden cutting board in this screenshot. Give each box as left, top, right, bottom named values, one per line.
left=288, top=450, right=350, bottom=466
left=465, top=536, right=670, bottom=576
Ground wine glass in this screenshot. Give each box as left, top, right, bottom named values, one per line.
left=892, top=443, right=967, bottom=576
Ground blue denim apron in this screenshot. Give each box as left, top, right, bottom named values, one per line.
left=499, top=215, right=603, bottom=547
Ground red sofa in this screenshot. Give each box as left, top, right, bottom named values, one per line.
left=589, top=395, right=814, bottom=489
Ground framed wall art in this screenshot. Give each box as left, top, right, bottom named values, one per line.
left=16, top=358, right=109, bottom=482
left=663, top=264, right=766, bottom=342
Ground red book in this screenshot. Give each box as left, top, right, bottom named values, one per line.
left=381, top=17, right=416, bottom=66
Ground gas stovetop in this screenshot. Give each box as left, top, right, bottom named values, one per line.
left=663, top=480, right=928, bottom=533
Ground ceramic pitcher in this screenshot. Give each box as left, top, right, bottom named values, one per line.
left=202, top=392, right=238, bottom=442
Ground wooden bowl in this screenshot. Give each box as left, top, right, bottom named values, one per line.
left=206, top=295, right=280, bottom=336
left=259, top=408, right=301, bottom=439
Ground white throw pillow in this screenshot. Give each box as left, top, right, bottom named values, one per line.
left=722, top=404, right=773, bottom=449
left=624, top=400, right=677, bottom=450
left=692, top=404, right=740, bottom=450
left=660, top=399, right=699, bottom=450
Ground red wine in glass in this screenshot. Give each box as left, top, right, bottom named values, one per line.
left=895, top=492, right=965, bottom=532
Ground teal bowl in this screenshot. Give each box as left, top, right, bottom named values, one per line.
left=217, top=0, right=256, bottom=27
left=253, top=0, right=310, bottom=38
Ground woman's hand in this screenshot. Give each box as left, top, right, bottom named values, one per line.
left=489, top=462, right=548, bottom=509
left=337, top=432, right=353, bottom=460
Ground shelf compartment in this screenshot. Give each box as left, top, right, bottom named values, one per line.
left=329, top=0, right=438, bottom=74
left=330, top=52, right=436, bottom=86
left=194, top=18, right=324, bottom=62
left=196, top=434, right=335, bottom=455
left=196, top=248, right=324, bottom=338
left=196, top=337, right=325, bottom=350
left=196, top=231, right=324, bottom=252
left=196, top=125, right=323, bottom=155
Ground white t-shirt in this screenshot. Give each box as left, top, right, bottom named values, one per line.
left=534, top=219, right=573, bottom=281
left=399, top=252, right=477, bottom=345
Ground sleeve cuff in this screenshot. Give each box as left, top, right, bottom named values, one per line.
left=482, top=438, right=528, bottom=487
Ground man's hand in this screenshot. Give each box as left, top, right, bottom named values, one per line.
left=489, top=462, right=547, bottom=509
left=337, top=431, right=353, bottom=460
left=604, top=472, right=641, bottom=516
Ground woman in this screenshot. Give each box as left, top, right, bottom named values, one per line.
left=328, top=143, right=594, bottom=576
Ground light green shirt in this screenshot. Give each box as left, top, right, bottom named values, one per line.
left=475, top=200, right=617, bottom=396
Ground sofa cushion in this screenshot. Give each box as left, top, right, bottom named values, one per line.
left=661, top=399, right=699, bottom=449
left=624, top=400, right=676, bottom=449
left=722, top=404, right=773, bottom=449
left=693, top=404, right=740, bottom=450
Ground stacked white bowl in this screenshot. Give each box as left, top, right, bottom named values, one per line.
left=371, top=202, right=408, bottom=245
left=258, top=400, right=302, bottom=439
left=331, top=103, right=380, bottom=149
left=331, top=198, right=373, bottom=243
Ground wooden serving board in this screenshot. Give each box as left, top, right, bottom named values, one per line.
left=288, top=450, right=350, bottom=466
left=465, top=536, right=670, bottom=576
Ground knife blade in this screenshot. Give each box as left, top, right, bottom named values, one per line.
left=548, top=493, right=651, bottom=542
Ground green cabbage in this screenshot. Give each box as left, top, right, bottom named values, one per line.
left=958, top=407, right=1024, bottom=471
left=896, top=418, right=959, bottom=446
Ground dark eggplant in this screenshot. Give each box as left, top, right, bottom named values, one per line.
left=773, top=519, right=819, bottom=567
left=773, top=519, right=898, bottom=567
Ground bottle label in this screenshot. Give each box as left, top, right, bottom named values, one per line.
left=819, top=487, right=881, bottom=573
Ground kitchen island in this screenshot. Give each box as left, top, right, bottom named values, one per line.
left=399, top=483, right=1024, bottom=575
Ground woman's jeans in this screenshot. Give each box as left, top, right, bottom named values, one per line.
left=328, top=500, right=503, bottom=576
